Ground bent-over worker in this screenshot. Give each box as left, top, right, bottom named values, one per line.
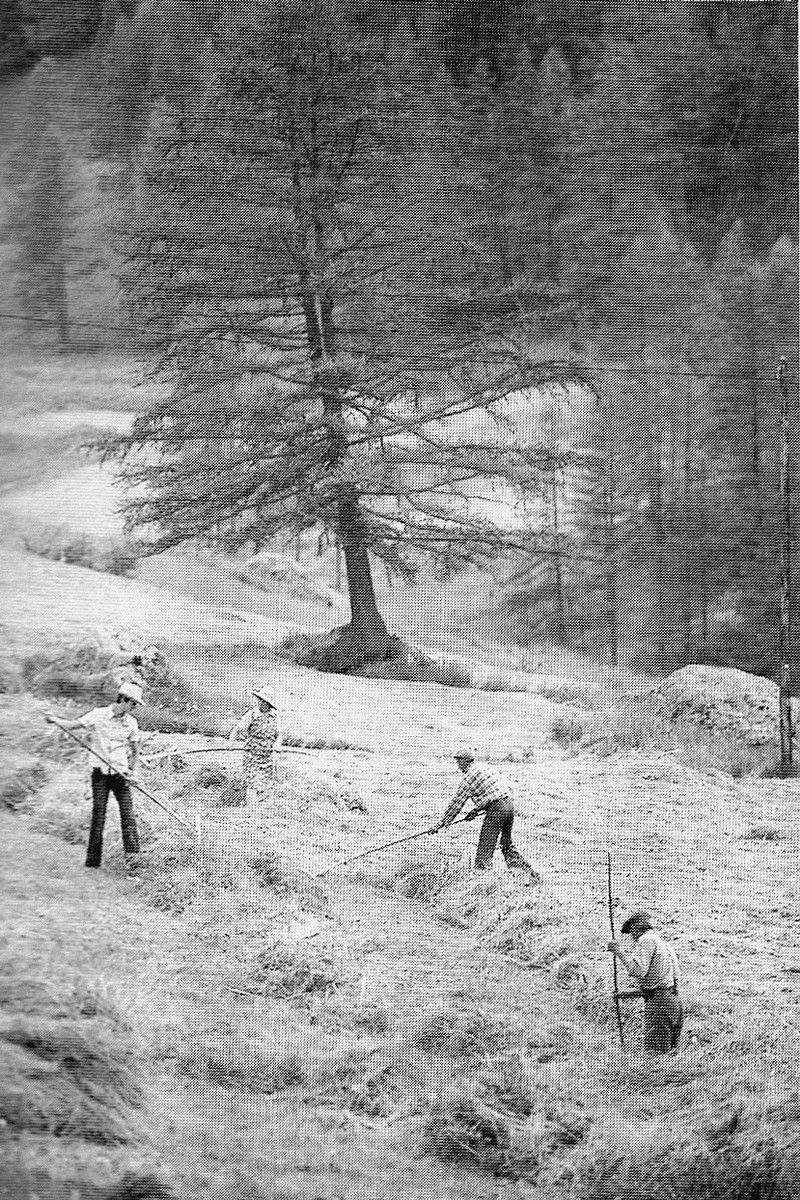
left=229, top=685, right=281, bottom=801
left=437, top=749, right=535, bottom=872
left=47, top=680, right=143, bottom=869
left=608, top=910, right=683, bottom=1054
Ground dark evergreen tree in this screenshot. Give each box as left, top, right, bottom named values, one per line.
left=101, top=4, right=564, bottom=669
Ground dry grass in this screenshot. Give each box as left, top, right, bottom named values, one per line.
left=422, top=1089, right=547, bottom=1179
left=413, top=1002, right=511, bottom=1060
left=0, top=1013, right=144, bottom=1145
left=173, top=1023, right=308, bottom=1096
left=316, top=1045, right=395, bottom=1117
left=248, top=944, right=350, bottom=1003
left=372, top=842, right=467, bottom=902
left=567, top=1137, right=800, bottom=1200
left=434, top=872, right=558, bottom=962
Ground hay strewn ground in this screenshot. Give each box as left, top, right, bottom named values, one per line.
left=2, top=391, right=799, bottom=1198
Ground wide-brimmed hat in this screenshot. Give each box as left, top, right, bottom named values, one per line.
left=253, top=686, right=278, bottom=708
left=453, top=747, right=476, bottom=762
left=118, top=681, right=144, bottom=705
left=621, top=911, right=653, bottom=934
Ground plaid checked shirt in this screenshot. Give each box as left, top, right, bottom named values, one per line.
left=441, top=764, right=513, bottom=826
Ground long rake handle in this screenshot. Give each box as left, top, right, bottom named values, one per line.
left=50, top=720, right=198, bottom=837
left=321, top=813, right=475, bottom=875
left=607, top=852, right=625, bottom=1049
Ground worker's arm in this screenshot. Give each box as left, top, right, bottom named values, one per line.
left=228, top=711, right=252, bottom=743
left=128, top=731, right=140, bottom=779
left=46, top=712, right=91, bottom=732
left=607, top=940, right=653, bottom=983
left=438, top=777, right=472, bottom=828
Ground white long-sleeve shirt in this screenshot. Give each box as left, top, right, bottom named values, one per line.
left=627, top=931, right=680, bottom=991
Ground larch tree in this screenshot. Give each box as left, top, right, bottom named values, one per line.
left=101, top=4, right=566, bottom=669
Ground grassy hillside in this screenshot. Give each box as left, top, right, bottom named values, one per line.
left=2, top=347, right=799, bottom=1198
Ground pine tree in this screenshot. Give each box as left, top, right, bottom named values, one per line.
left=101, top=5, right=564, bottom=668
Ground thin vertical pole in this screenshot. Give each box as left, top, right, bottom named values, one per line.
left=606, top=852, right=625, bottom=1048
left=777, top=357, right=793, bottom=770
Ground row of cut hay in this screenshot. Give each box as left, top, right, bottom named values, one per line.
left=353, top=840, right=467, bottom=903
left=412, top=1002, right=511, bottom=1061
left=565, top=1122, right=800, bottom=1200
left=158, top=996, right=399, bottom=1118
left=423, top=1032, right=800, bottom=1195
left=0, top=947, right=148, bottom=1151
left=433, top=870, right=564, bottom=958
left=422, top=1069, right=589, bottom=1183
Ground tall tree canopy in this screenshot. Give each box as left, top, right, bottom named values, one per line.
left=102, top=3, right=567, bottom=667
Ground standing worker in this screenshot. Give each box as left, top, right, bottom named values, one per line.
left=229, top=685, right=281, bottom=802
left=437, top=749, right=535, bottom=873
left=46, top=681, right=144, bottom=869
left=608, top=911, right=683, bottom=1054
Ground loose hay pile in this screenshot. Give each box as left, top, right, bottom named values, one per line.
left=249, top=944, right=350, bottom=1002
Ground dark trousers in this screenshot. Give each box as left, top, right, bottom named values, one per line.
left=86, top=769, right=140, bottom=868
left=643, top=990, right=684, bottom=1054
left=475, top=807, right=530, bottom=870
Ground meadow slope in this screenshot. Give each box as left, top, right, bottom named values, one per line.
left=2, top=359, right=800, bottom=1199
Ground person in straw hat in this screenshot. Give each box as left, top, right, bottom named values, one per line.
left=435, top=748, right=535, bottom=873
left=228, top=685, right=281, bottom=801
left=46, top=680, right=144, bottom=869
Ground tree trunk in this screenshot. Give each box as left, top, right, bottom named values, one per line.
left=650, top=432, right=666, bottom=670
left=338, top=489, right=392, bottom=658
left=604, top=475, right=619, bottom=669
left=550, top=468, right=567, bottom=641
left=681, top=376, right=694, bottom=662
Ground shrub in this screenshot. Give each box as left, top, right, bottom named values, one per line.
left=741, top=825, right=782, bottom=841
left=22, top=524, right=141, bottom=577
left=549, top=713, right=584, bottom=748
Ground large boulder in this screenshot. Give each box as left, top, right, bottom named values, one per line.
left=653, top=665, right=799, bottom=747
